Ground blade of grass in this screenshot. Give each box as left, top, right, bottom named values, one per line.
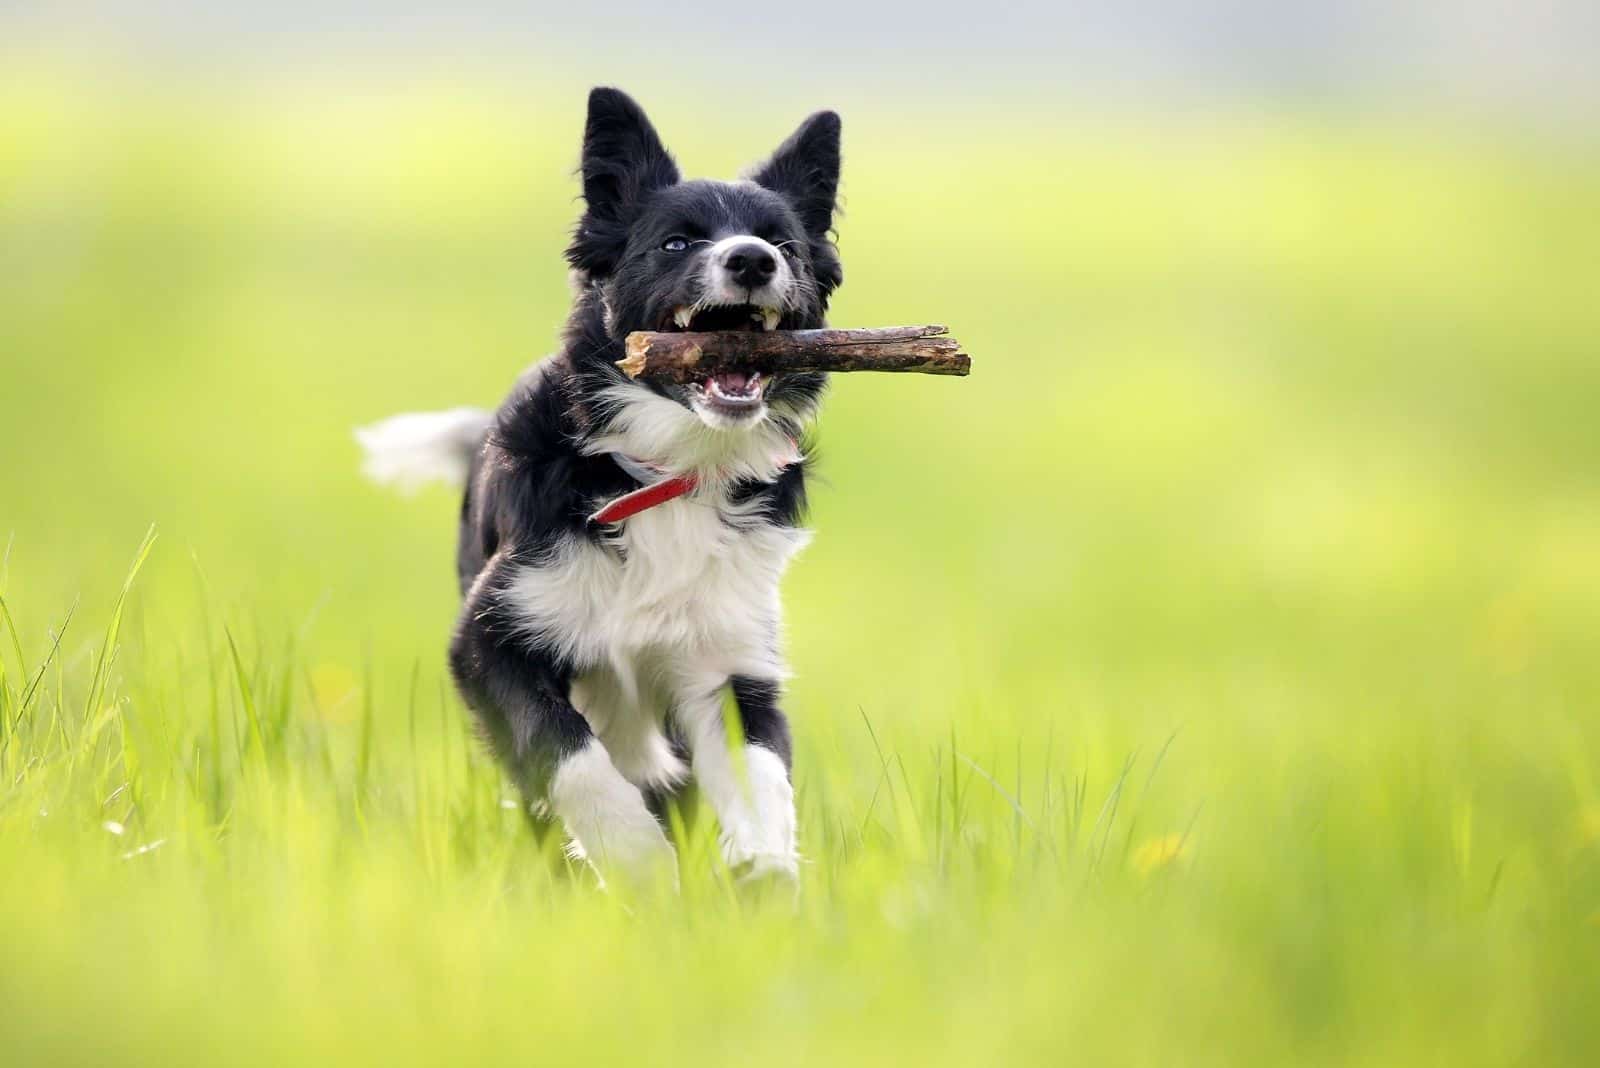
left=17, top=598, right=76, bottom=720
left=1121, top=729, right=1180, bottom=862
left=82, top=525, right=158, bottom=725
left=1084, top=752, right=1138, bottom=884
left=224, top=627, right=267, bottom=763
left=0, top=591, right=23, bottom=705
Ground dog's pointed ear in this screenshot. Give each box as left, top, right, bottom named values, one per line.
left=750, top=110, right=841, bottom=238
left=567, top=87, right=680, bottom=277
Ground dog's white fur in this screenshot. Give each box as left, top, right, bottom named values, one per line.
left=699, top=234, right=796, bottom=310
left=360, top=377, right=808, bottom=881
left=548, top=738, right=678, bottom=885
left=502, top=389, right=808, bottom=877
left=588, top=378, right=800, bottom=476
left=353, top=407, right=493, bottom=492
left=501, top=507, right=805, bottom=680
left=675, top=684, right=799, bottom=880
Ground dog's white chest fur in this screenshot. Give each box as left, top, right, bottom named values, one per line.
left=501, top=492, right=807, bottom=792
left=502, top=492, right=809, bottom=687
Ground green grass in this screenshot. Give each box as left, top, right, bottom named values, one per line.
left=2, top=68, right=1599, bottom=1064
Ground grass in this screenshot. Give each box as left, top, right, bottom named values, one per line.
left=2, top=67, right=1599, bottom=1064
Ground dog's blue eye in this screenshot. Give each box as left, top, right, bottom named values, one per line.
left=662, top=237, right=689, bottom=253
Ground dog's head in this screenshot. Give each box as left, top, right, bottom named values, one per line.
left=567, top=88, right=842, bottom=432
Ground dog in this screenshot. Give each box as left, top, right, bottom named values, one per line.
left=357, top=88, right=843, bottom=888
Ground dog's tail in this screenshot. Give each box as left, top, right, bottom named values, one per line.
left=353, top=407, right=494, bottom=493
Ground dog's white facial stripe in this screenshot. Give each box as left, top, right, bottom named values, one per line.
left=700, top=234, right=795, bottom=309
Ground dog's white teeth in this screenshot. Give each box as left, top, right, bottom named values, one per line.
left=673, top=306, right=694, bottom=329
left=761, top=308, right=781, bottom=332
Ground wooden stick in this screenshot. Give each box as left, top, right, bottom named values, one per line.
left=618, top=325, right=970, bottom=381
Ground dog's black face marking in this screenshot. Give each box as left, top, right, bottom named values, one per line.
left=610, top=181, right=819, bottom=335
left=566, top=88, right=843, bottom=429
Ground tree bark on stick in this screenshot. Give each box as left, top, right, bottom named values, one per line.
left=618, top=325, right=970, bottom=381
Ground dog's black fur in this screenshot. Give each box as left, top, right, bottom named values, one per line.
left=446, top=88, right=842, bottom=833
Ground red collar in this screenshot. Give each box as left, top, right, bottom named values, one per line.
left=587, top=442, right=800, bottom=527
left=588, top=471, right=701, bottom=526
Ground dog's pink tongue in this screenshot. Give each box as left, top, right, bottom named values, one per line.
left=713, top=371, right=750, bottom=393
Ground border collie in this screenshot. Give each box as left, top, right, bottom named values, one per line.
left=357, top=88, right=842, bottom=888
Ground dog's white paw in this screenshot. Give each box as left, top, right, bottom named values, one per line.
left=719, top=745, right=798, bottom=884
left=727, top=847, right=800, bottom=885
left=550, top=740, right=679, bottom=890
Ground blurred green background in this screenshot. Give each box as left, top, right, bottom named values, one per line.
left=2, top=12, right=1599, bottom=1064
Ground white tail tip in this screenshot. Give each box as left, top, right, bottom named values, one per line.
left=353, top=407, right=493, bottom=494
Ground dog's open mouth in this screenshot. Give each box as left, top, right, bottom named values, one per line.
left=661, top=303, right=777, bottom=419
left=663, top=302, right=781, bottom=335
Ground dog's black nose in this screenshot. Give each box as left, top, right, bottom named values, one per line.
left=721, top=243, right=777, bottom=289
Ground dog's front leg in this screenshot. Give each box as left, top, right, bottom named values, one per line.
left=546, top=737, right=679, bottom=889
left=451, top=553, right=677, bottom=889
left=675, top=673, right=798, bottom=883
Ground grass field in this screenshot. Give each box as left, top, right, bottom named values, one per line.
left=3, top=69, right=1599, bottom=1064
